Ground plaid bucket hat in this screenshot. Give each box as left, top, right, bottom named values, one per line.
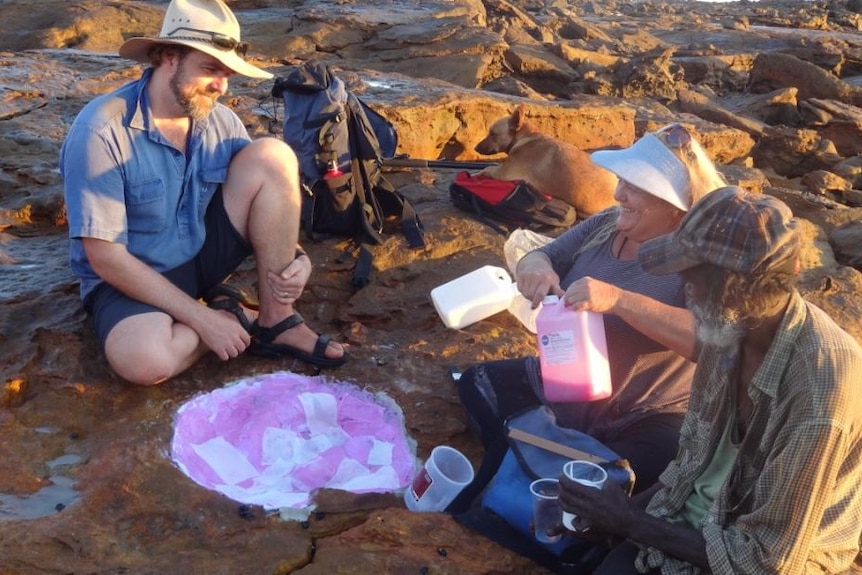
left=119, top=0, right=272, bottom=79
left=639, top=186, right=799, bottom=276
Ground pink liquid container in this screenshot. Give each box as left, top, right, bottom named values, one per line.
left=535, top=295, right=612, bottom=402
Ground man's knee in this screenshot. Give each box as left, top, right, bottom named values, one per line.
left=106, top=348, right=175, bottom=386
left=233, top=137, right=297, bottom=178
left=225, top=138, right=300, bottom=212
left=104, top=319, right=183, bottom=385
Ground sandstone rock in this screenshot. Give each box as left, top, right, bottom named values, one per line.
left=830, top=220, right=862, bottom=268
left=673, top=55, right=751, bottom=93
left=557, top=43, right=624, bottom=71
left=721, top=87, right=803, bottom=127
left=802, top=170, right=853, bottom=197
left=798, top=98, right=862, bottom=157
left=749, top=52, right=862, bottom=106
left=752, top=126, right=843, bottom=179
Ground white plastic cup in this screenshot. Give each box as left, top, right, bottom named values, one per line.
left=530, top=478, right=562, bottom=544
left=404, top=446, right=474, bottom=512
left=561, top=460, right=607, bottom=531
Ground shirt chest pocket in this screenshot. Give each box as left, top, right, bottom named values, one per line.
left=126, top=178, right=166, bottom=233
left=199, top=167, right=228, bottom=209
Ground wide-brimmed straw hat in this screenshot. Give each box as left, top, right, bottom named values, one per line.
left=591, top=124, right=693, bottom=212
left=119, top=0, right=272, bottom=80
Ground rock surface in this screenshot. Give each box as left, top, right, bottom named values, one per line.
left=1, top=0, right=862, bottom=573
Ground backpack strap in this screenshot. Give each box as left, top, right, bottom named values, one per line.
left=467, top=193, right=509, bottom=236
left=350, top=155, right=385, bottom=245
left=446, top=433, right=509, bottom=515
left=372, top=176, right=426, bottom=249
left=353, top=244, right=374, bottom=291
left=399, top=196, right=426, bottom=249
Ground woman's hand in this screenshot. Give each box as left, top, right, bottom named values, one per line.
left=516, top=252, right=565, bottom=307
left=562, top=276, right=623, bottom=313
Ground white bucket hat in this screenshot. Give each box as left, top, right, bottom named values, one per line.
left=591, top=127, right=692, bottom=212
left=119, top=0, right=272, bottom=80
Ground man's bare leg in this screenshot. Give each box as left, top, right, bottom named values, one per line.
left=220, top=137, right=344, bottom=359
left=105, top=312, right=207, bottom=385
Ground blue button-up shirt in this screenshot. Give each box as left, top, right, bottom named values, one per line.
left=60, top=68, right=250, bottom=300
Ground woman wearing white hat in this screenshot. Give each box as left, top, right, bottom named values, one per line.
left=61, top=0, right=347, bottom=386
left=456, top=124, right=726, bottom=497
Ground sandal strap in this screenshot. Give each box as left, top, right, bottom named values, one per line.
left=252, top=313, right=305, bottom=345
left=207, top=298, right=237, bottom=312
left=202, top=283, right=260, bottom=311
left=313, top=333, right=332, bottom=358
left=207, top=295, right=252, bottom=333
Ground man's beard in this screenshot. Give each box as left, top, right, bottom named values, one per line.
left=170, top=65, right=219, bottom=121
left=689, top=298, right=745, bottom=349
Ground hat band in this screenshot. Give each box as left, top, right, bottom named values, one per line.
left=163, top=26, right=249, bottom=57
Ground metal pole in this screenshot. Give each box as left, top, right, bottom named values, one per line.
left=383, top=157, right=497, bottom=170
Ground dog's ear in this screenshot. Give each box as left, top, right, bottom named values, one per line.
left=511, top=104, right=528, bottom=132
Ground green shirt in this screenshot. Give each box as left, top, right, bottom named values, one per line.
left=637, top=292, right=862, bottom=574
left=679, top=418, right=738, bottom=529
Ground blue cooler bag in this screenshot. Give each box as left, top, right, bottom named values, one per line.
left=475, top=406, right=636, bottom=566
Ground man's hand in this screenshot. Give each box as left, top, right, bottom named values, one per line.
left=196, top=306, right=252, bottom=360
left=267, top=254, right=311, bottom=304
left=559, top=475, right=635, bottom=539
left=560, top=477, right=711, bottom=569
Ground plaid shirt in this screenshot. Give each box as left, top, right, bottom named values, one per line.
left=637, top=292, right=862, bottom=574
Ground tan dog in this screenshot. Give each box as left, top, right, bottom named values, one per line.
left=474, top=105, right=618, bottom=218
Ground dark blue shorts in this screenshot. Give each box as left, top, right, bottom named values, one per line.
left=84, top=190, right=252, bottom=349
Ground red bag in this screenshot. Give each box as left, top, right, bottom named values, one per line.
left=449, top=172, right=575, bottom=234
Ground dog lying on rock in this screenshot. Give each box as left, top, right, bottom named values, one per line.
left=474, top=104, right=618, bottom=218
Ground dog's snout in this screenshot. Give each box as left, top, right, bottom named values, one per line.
left=475, top=136, right=495, bottom=155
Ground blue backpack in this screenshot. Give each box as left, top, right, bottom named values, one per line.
left=271, top=62, right=425, bottom=289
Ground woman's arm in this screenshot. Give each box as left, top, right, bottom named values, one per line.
left=563, top=276, right=698, bottom=361
left=515, top=251, right=565, bottom=308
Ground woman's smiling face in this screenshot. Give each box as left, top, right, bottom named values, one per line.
left=614, top=179, right=685, bottom=242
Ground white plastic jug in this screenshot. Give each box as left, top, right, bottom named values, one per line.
left=431, top=265, right=516, bottom=329
left=535, top=295, right=612, bottom=402
left=507, top=292, right=541, bottom=334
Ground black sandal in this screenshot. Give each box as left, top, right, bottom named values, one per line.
left=203, top=283, right=259, bottom=311
left=248, top=313, right=348, bottom=368
left=204, top=286, right=254, bottom=333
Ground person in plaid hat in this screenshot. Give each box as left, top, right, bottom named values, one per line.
left=561, top=186, right=862, bottom=574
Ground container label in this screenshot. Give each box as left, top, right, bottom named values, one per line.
left=409, top=468, right=433, bottom=501
left=540, top=330, right=578, bottom=365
